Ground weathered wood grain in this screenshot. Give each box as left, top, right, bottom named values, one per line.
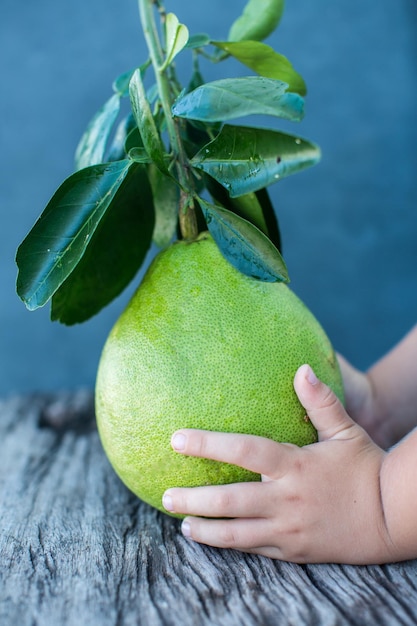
left=1, top=391, right=417, bottom=626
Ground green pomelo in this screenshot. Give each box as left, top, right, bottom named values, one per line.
left=95, top=233, right=344, bottom=517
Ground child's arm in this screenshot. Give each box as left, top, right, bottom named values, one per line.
left=163, top=364, right=417, bottom=564
left=339, top=324, right=417, bottom=447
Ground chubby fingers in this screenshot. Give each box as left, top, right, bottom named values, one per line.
left=179, top=517, right=283, bottom=559
left=170, top=429, right=298, bottom=479
left=163, top=481, right=272, bottom=518
left=294, top=364, right=356, bottom=441
left=163, top=482, right=284, bottom=558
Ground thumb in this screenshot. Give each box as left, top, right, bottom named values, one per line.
left=294, top=364, right=356, bottom=441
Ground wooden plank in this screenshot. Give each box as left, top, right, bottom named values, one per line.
left=1, top=391, right=417, bottom=625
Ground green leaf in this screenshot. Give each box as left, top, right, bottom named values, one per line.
left=186, top=33, right=211, bottom=49
left=129, top=69, right=169, bottom=175
left=252, top=187, right=282, bottom=253
left=128, top=147, right=153, bottom=163
left=204, top=176, right=281, bottom=251
left=198, top=197, right=289, bottom=282
left=172, top=76, right=304, bottom=122
left=107, top=113, right=137, bottom=162
left=187, top=64, right=205, bottom=93
left=227, top=0, right=285, bottom=43
left=16, top=160, right=136, bottom=311
left=112, top=61, right=151, bottom=97
left=74, top=93, right=121, bottom=170
left=213, top=40, right=306, bottom=96
left=191, top=125, right=321, bottom=197
left=112, top=68, right=137, bottom=97
left=230, top=190, right=282, bottom=252
left=125, top=126, right=143, bottom=153
left=148, top=164, right=179, bottom=248
left=50, top=165, right=155, bottom=324
left=161, top=13, right=189, bottom=70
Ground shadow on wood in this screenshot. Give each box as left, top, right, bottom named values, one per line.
left=1, top=391, right=417, bottom=625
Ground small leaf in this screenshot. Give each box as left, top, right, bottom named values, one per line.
left=187, top=64, right=205, bottom=93
left=227, top=0, right=285, bottom=43
left=74, top=93, right=120, bottom=170
left=172, top=76, right=304, bottom=122
left=16, top=160, right=136, bottom=310
left=148, top=164, right=179, bottom=248
left=112, top=68, right=137, bottom=97
left=161, top=13, right=189, bottom=70
left=191, top=125, right=321, bottom=197
left=198, top=197, right=289, bottom=282
left=50, top=165, right=155, bottom=324
left=107, top=113, right=137, bottom=162
left=213, top=41, right=306, bottom=96
left=128, top=147, right=152, bottom=163
left=129, top=69, right=169, bottom=175
left=186, top=33, right=211, bottom=49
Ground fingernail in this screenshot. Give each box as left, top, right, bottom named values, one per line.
left=181, top=520, right=191, bottom=537
left=171, top=432, right=186, bottom=451
left=306, top=365, right=318, bottom=386
left=162, top=492, right=174, bottom=512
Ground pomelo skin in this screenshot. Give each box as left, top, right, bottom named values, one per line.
left=95, top=233, right=344, bottom=517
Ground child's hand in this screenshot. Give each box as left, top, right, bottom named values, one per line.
left=162, top=364, right=397, bottom=564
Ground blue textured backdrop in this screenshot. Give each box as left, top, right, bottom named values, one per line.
left=1, top=0, right=416, bottom=395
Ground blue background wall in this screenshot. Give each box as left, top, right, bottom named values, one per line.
left=1, top=0, right=416, bottom=396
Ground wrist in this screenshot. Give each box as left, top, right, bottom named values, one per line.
left=363, top=370, right=393, bottom=447
left=366, top=369, right=413, bottom=448
left=342, top=363, right=382, bottom=439
left=379, top=434, right=417, bottom=562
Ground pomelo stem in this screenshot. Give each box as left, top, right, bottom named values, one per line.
left=138, top=0, right=198, bottom=241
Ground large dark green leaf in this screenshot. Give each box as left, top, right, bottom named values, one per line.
left=16, top=160, right=136, bottom=311
left=191, top=125, right=321, bottom=197
left=198, top=197, right=288, bottom=282
left=51, top=165, right=155, bottom=324
left=252, top=187, right=282, bottom=253
left=172, top=77, right=304, bottom=123
left=129, top=69, right=169, bottom=175
left=229, top=189, right=282, bottom=253
left=227, top=0, right=285, bottom=43
left=74, top=94, right=121, bottom=170
left=213, top=41, right=307, bottom=96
